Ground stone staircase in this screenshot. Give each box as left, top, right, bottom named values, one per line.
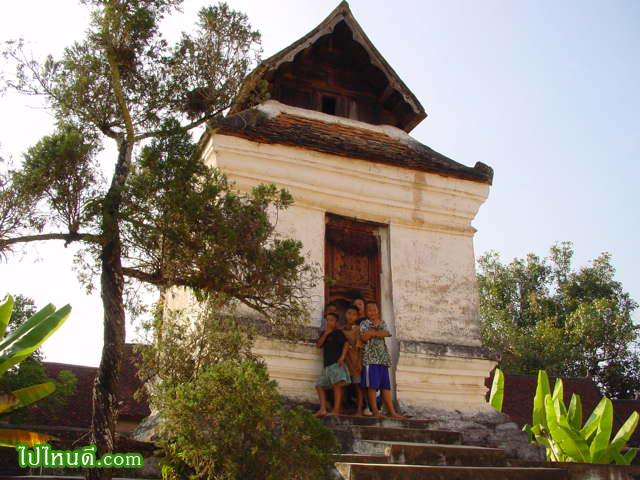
left=323, top=415, right=568, bottom=480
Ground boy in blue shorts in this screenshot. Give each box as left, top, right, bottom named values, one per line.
left=360, top=301, right=403, bottom=418
left=314, top=312, right=351, bottom=417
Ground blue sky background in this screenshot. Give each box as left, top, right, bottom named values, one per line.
left=0, top=0, right=638, bottom=366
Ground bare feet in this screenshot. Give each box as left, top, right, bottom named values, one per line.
left=313, top=410, right=327, bottom=418
left=387, top=412, right=404, bottom=419
left=355, top=410, right=364, bottom=417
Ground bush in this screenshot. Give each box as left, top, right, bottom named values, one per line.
left=158, top=359, right=336, bottom=480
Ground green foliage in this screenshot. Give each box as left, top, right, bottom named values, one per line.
left=522, top=371, right=639, bottom=464
left=1, top=1, right=312, bottom=468
left=489, top=367, right=504, bottom=412
left=136, top=296, right=258, bottom=401
left=122, top=123, right=316, bottom=331
left=14, top=123, right=102, bottom=234
left=171, top=3, right=261, bottom=119
left=0, top=2, right=284, bottom=317
left=3, top=2, right=261, bottom=138
left=477, top=242, right=639, bottom=398
left=158, top=359, right=336, bottom=480
left=0, top=295, right=77, bottom=416
left=0, top=296, right=71, bottom=375
left=0, top=295, right=74, bottom=446
left=140, top=299, right=335, bottom=480
left=4, top=295, right=46, bottom=362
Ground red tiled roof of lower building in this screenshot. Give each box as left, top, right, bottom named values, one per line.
left=23, top=343, right=150, bottom=429
left=210, top=109, right=493, bottom=185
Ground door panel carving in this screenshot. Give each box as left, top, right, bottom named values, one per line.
left=325, top=214, right=381, bottom=309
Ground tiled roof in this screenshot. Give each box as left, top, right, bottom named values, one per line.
left=212, top=108, right=493, bottom=185
left=24, top=343, right=150, bottom=429
left=486, top=373, right=640, bottom=447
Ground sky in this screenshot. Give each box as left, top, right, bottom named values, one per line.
left=0, top=0, right=638, bottom=367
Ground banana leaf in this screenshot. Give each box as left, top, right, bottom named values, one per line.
left=0, top=428, right=58, bottom=447
left=610, top=411, right=639, bottom=456
left=589, top=398, right=613, bottom=463
left=545, top=395, right=590, bottom=462
left=0, top=304, right=71, bottom=375
left=536, top=431, right=562, bottom=462
left=567, top=393, right=583, bottom=431
left=581, top=397, right=608, bottom=442
left=0, top=381, right=56, bottom=414
left=622, top=448, right=637, bottom=465
left=0, top=295, right=14, bottom=338
left=0, top=303, right=55, bottom=346
left=533, top=370, right=551, bottom=430
left=611, top=447, right=637, bottom=466
left=552, top=378, right=564, bottom=403
left=0, top=392, right=17, bottom=413
left=489, top=368, right=504, bottom=412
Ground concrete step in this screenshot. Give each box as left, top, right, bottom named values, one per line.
left=352, top=425, right=462, bottom=445
left=334, top=425, right=462, bottom=453
left=322, top=414, right=434, bottom=430
left=331, top=453, right=389, bottom=464
left=333, top=426, right=461, bottom=455
left=335, top=463, right=569, bottom=480
left=382, top=441, right=507, bottom=466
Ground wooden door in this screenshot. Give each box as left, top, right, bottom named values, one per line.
left=324, top=214, right=381, bottom=311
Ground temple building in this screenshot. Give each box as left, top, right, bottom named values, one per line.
left=186, top=1, right=497, bottom=412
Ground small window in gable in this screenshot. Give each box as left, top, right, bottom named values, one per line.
left=321, top=95, right=337, bottom=115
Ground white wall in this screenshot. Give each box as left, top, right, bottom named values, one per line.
left=203, top=127, right=489, bottom=347
left=389, top=223, right=482, bottom=346
left=270, top=204, right=326, bottom=327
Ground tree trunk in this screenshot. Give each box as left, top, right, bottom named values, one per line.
left=87, top=140, right=131, bottom=480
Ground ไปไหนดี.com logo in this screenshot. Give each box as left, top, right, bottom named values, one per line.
left=16, top=444, right=143, bottom=469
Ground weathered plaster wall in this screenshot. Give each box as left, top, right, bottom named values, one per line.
left=389, top=223, right=482, bottom=346
left=269, top=204, right=325, bottom=327
left=253, top=337, right=321, bottom=402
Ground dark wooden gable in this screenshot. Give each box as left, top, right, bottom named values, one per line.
left=231, top=1, right=427, bottom=132
left=267, top=20, right=413, bottom=128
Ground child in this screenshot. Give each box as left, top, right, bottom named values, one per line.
left=321, top=302, right=339, bottom=330
left=352, top=297, right=366, bottom=326
left=325, top=302, right=338, bottom=315
left=314, top=312, right=350, bottom=417
left=360, top=301, right=403, bottom=418
left=342, top=305, right=364, bottom=416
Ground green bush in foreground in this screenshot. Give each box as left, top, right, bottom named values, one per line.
left=159, top=359, right=336, bottom=480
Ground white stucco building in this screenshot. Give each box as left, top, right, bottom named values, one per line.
left=187, top=2, right=498, bottom=412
